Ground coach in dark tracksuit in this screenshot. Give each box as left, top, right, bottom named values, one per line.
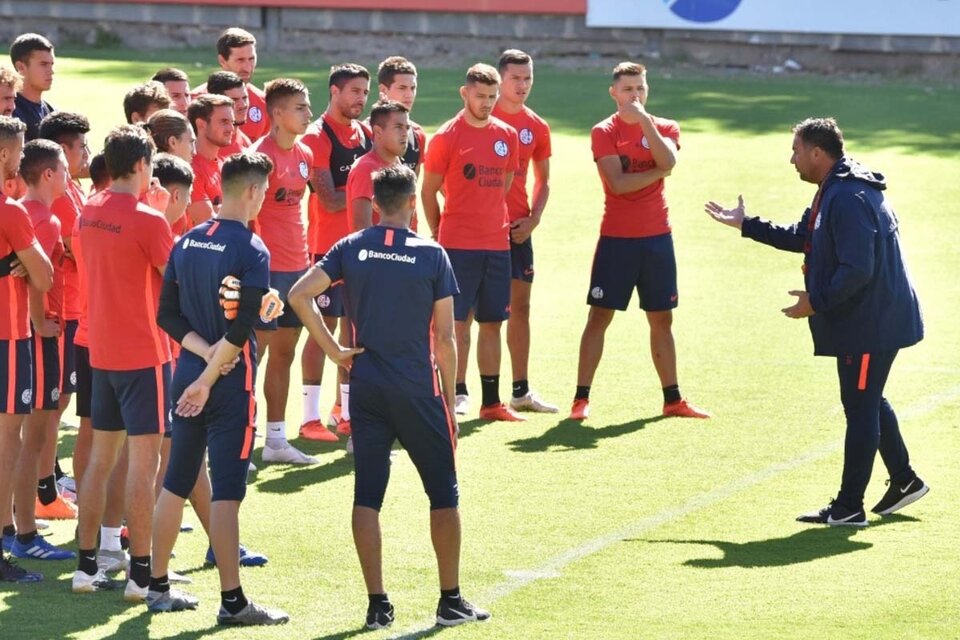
left=705, top=117, right=928, bottom=526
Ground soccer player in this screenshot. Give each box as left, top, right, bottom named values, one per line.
left=150, top=152, right=286, bottom=623
left=248, top=78, right=317, bottom=464
left=0, top=66, right=18, bottom=117
left=9, top=34, right=55, bottom=141
left=73, top=125, right=175, bottom=599
left=9, top=139, right=75, bottom=563
left=206, top=71, right=252, bottom=157
left=491, top=49, right=556, bottom=414
left=151, top=68, right=191, bottom=116
left=38, top=110, right=90, bottom=504
left=300, top=63, right=371, bottom=441
left=146, top=109, right=195, bottom=164
left=376, top=56, right=426, bottom=175
left=123, top=81, right=171, bottom=125
left=421, top=63, right=522, bottom=421
left=570, top=62, right=708, bottom=422
left=193, top=28, right=269, bottom=142
left=705, top=118, right=928, bottom=525
left=0, top=115, right=52, bottom=583
left=289, top=164, right=490, bottom=629
left=88, top=153, right=111, bottom=193
left=186, top=94, right=234, bottom=230
left=346, top=100, right=410, bottom=232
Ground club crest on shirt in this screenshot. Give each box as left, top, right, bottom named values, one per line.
left=493, top=140, right=509, bottom=157
left=519, top=128, right=534, bottom=145
left=249, top=106, right=263, bottom=123
left=299, top=161, right=309, bottom=180
left=641, top=136, right=650, bottom=149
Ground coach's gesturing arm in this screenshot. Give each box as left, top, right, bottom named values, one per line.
left=705, top=195, right=808, bottom=253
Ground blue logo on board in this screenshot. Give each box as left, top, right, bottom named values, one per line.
left=666, top=0, right=742, bottom=23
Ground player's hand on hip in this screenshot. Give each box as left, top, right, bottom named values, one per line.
left=332, top=346, right=365, bottom=371
left=782, top=290, right=814, bottom=318
left=9, top=259, right=27, bottom=278
left=38, top=318, right=61, bottom=338
left=704, top=195, right=746, bottom=229
left=176, top=380, right=211, bottom=417
left=510, top=217, right=537, bottom=244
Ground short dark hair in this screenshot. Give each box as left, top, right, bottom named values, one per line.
left=329, top=63, right=370, bottom=91
left=217, top=28, right=256, bottom=60
left=498, top=49, right=532, bottom=73
left=793, top=117, right=845, bottom=160
left=0, top=66, right=21, bottom=91
left=38, top=111, right=90, bottom=146
left=19, top=138, right=62, bottom=185
left=377, top=56, right=417, bottom=87
left=0, top=114, right=27, bottom=146
left=123, top=81, right=172, bottom=124
left=10, top=33, right=54, bottom=67
left=372, top=165, right=417, bottom=215
left=206, top=70, right=244, bottom=95
left=187, top=93, right=233, bottom=132
left=265, top=78, right=307, bottom=114
left=103, top=124, right=154, bottom=180
left=145, top=109, right=190, bottom=153
left=152, top=67, right=189, bottom=84
left=152, top=152, right=193, bottom=190
left=89, top=153, right=110, bottom=190
left=369, top=99, right=408, bottom=130
left=465, top=63, right=500, bottom=86
left=221, top=151, right=273, bottom=193
left=612, top=61, right=646, bottom=82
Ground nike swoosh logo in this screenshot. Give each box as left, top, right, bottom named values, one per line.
left=458, top=148, right=474, bottom=155
left=135, top=561, right=149, bottom=567
left=616, top=141, right=632, bottom=147
left=84, top=555, right=96, bottom=561
left=447, top=608, right=473, bottom=619
left=38, top=483, right=48, bottom=489
left=900, top=481, right=915, bottom=494
left=225, top=596, right=238, bottom=602
left=826, top=513, right=860, bottom=524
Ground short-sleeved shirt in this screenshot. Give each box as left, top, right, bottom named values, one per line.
left=403, top=121, right=427, bottom=173
left=248, top=135, right=312, bottom=272
left=71, top=215, right=90, bottom=347
left=50, top=180, right=85, bottom=321
left=242, top=83, right=270, bottom=142
left=591, top=113, right=681, bottom=238
left=491, top=104, right=552, bottom=221
left=13, top=94, right=55, bottom=141
left=319, top=225, right=459, bottom=397
left=188, top=153, right=223, bottom=233
left=0, top=197, right=39, bottom=340
left=164, top=218, right=270, bottom=390
left=346, top=150, right=416, bottom=232
left=79, top=190, right=174, bottom=370
left=423, top=111, right=519, bottom=251
left=220, top=128, right=252, bottom=159
left=22, top=199, right=65, bottom=323
left=302, top=114, right=372, bottom=255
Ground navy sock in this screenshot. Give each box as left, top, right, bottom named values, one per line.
left=130, top=555, right=151, bottom=588
left=15, top=530, right=37, bottom=545
left=38, top=474, right=58, bottom=505
left=575, top=385, right=590, bottom=400
left=441, top=586, right=461, bottom=603
left=222, top=586, right=248, bottom=615
left=455, top=382, right=468, bottom=396
left=480, top=375, right=500, bottom=407
left=54, top=458, right=65, bottom=481
left=78, top=548, right=98, bottom=575
left=512, top=379, right=529, bottom=399
left=663, top=384, right=682, bottom=404
left=149, top=575, right=170, bottom=594
left=368, top=593, right=390, bottom=606
left=2, top=525, right=15, bottom=537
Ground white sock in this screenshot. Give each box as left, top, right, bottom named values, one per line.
left=340, top=383, right=351, bottom=421
left=265, top=421, right=288, bottom=448
left=302, top=385, right=321, bottom=423
left=100, top=526, right=122, bottom=552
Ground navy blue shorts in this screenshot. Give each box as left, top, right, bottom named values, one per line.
left=75, top=344, right=91, bottom=419
left=447, top=249, right=511, bottom=323
left=587, top=234, right=678, bottom=311
left=164, top=383, right=256, bottom=503
left=312, top=253, right=345, bottom=319
left=91, top=363, right=171, bottom=436
left=0, top=338, right=32, bottom=415
left=350, top=381, right=459, bottom=511
left=256, top=269, right=307, bottom=330
left=60, top=319, right=79, bottom=395
left=510, top=238, right=535, bottom=283
left=31, top=334, right=60, bottom=411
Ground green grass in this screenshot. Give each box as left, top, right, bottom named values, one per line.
left=2, top=48, right=959, bottom=639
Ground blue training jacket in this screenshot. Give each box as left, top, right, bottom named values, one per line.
left=740, top=157, right=924, bottom=357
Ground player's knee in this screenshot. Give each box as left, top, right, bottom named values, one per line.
left=210, top=485, right=247, bottom=503
left=162, top=475, right=193, bottom=500
left=353, top=495, right=385, bottom=512
left=427, top=485, right=460, bottom=511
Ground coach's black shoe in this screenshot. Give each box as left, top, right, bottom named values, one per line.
left=796, top=500, right=868, bottom=527
left=871, top=476, right=929, bottom=515
left=436, top=596, right=491, bottom=627
left=365, top=600, right=395, bottom=630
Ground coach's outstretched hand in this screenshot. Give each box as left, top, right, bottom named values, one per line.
left=176, top=379, right=210, bottom=417
left=329, top=346, right=364, bottom=372
left=704, top=195, right=746, bottom=229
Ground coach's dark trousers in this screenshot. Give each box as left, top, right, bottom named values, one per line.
left=836, top=349, right=916, bottom=510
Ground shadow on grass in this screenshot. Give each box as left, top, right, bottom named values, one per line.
left=633, top=514, right=919, bottom=568
left=508, top=415, right=667, bottom=453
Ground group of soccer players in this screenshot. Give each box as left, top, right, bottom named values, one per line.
left=0, top=25, right=710, bottom=629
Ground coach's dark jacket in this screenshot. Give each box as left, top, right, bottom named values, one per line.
left=740, top=156, right=924, bottom=356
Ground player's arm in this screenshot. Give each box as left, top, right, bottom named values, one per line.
left=351, top=197, right=374, bottom=232
left=14, top=243, right=53, bottom=292
left=432, top=295, right=457, bottom=426
left=596, top=155, right=669, bottom=195
left=287, top=266, right=363, bottom=367
left=511, top=158, right=550, bottom=244
left=309, top=168, right=346, bottom=212
left=28, top=284, right=59, bottom=337
left=637, top=118, right=677, bottom=171
left=421, top=170, right=444, bottom=239
left=186, top=200, right=215, bottom=227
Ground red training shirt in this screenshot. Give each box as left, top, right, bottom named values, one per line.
left=50, top=179, right=85, bottom=321
left=0, top=196, right=38, bottom=341
left=345, top=150, right=419, bottom=232
left=22, top=199, right=65, bottom=323
left=491, top=104, right=552, bottom=221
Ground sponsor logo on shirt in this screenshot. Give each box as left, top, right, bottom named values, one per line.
left=249, top=106, right=263, bottom=123
left=183, top=238, right=227, bottom=253
left=299, top=161, right=309, bottom=180
left=358, top=248, right=416, bottom=264
left=80, top=218, right=122, bottom=234
left=493, top=140, right=509, bottom=157
left=462, top=164, right=506, bottom=188
left=274, top=187, right=305, bottom=205
left=519, top=128, right=534, bottom=145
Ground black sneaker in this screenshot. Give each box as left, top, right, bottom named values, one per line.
left=871, top=476, right=929, bottom=515
left=0, top=556, right=42, bottom=583
left=796, top=500, right=868, bottom=527
left=436, top=596, right=491, bottom=627
left=366, top=600, right=395, bottom=630
left=217, top=600, right=289, bottom=626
